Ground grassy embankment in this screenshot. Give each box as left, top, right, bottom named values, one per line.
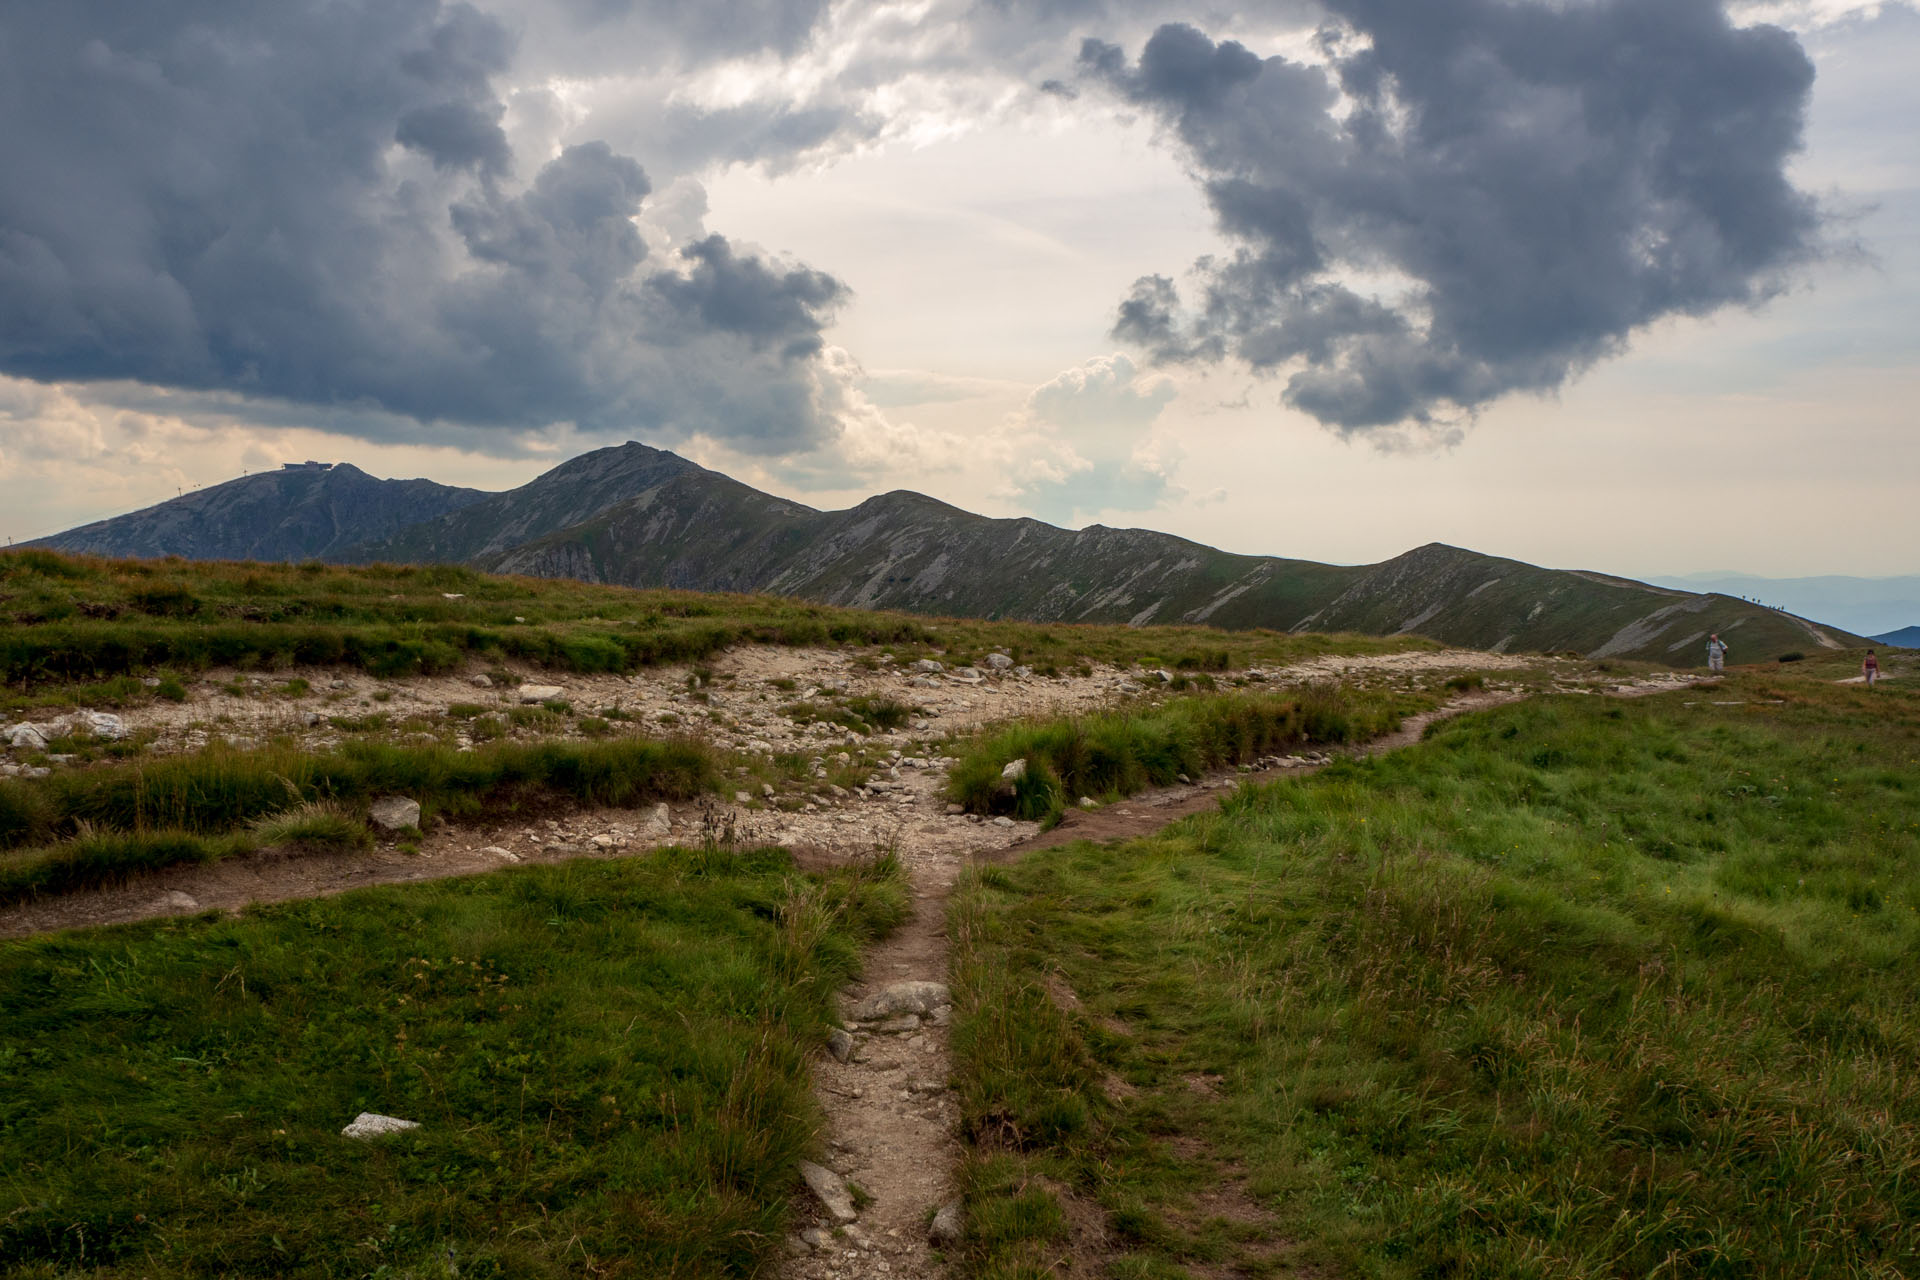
left=0, top=550, right=1430, bottom=713
left=0, top=736, right=716, bottom=902
left=950, top=671, right=1920, bottom=1278
left=946, top=686, right=1436, bottom=822
left=0, top=845, right=906, bottom=1277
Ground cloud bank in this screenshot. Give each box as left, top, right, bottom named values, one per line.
left=1089, top=0, right=1825, bottom=434
left=0, top=0, right=849, bottom=454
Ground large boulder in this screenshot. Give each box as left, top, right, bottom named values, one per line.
left=368, top=796, right=422, bottom=832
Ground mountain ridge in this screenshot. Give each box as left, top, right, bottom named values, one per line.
left=28, top=441, right=1869, bottom=665
left=25, top=463, right=487, bottom=562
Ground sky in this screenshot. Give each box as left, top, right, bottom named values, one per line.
left=1, top=0, right=1915, bottom=579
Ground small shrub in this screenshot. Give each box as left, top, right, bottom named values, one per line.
left=1445, top=673, right=1486, bottom=692
left=251, top=802, right=368, bottom=850
left=1779, top=652, right=1806, bottom=664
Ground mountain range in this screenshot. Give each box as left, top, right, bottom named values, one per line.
left=26, top=443, right=1869, bottom=666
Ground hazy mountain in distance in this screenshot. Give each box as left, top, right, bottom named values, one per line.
left=25, top=463, right=487, bottom=562
left=1873, top=627, right=1920, bottom=649
left=1649, top=572, right=1920, bottom=637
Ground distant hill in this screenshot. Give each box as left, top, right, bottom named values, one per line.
left=30, top=441, right=1869, bottom=666
left=27, top=463, right=487, bottom=562
left=1649, top=572, right=1920, bottom=639
left=1874, top=627, right=1920, bottom=650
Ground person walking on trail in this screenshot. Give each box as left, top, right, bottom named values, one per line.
left=1864, top=649, right=1880, bottom=688
left=1707, top=634, right=1728, bottom=674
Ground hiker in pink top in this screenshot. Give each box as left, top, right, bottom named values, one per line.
left=1864, top=650, right=1879, bottom=688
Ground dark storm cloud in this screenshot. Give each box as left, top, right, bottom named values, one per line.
left=1087, top=0, right=1824, bottom=432
left=0, top=0, right=848, bottom=453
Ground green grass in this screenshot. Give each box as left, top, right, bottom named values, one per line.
left=949, top=672, right=1920, bottom=1278
left=0, top=736, right=719, bottom=900
left=0, top=845, right=907, bottom=1277
left=945, top=687, right=1431, bottom=821
left=0, top=551, right=1428, bottom=704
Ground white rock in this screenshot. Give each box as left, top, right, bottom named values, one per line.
left=479, top=846, right=520, bottom=862
left=368, top=796, right=422, bottom=831
left=1079, top=797, right=1097, bottom=809
left=801, top=1227, right=836, bottom=1252
left=848, top=980, right=951, bottom=1022
left=468, top=673, right=492, bottom=688
left=441, top=593, right=465, bottom=599
left=984, top=653, right=1014, bottom=670
left=1000, top=758, right=1028, bottom=782
left=911, top=659, right=944, bottom=674
left=153, top=890, right=200, bottom=912
left=643, top=803, right=673, bottom=838
left=64, top=711, right=127, bottom=741
left=929, top=1199, right=964, bottom=1246
left=5, top=724, right=50, bottom=751
left=798, top=1160, right=858, bottom=1223
left=517, top=684, right=564, bottom=704
left=341, top=1112, right=420, bottom=1139
left=992, top=816, right=1015, bottom=828
left=827, top=1029, right=855, bottom=1062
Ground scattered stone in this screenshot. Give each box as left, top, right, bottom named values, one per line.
left=930, top=1004, right=953, bottom=1025
left=1000, top=758, right=1028, bottom=782
left=735, top=790, right=753, bottom=804
left=801, top=1227, right=836, bottom=1252
left=929, top=1198, right=964, bottom=1246
left=1079, top=796, right=1097, bottom=809
left=761, top=783, right=775, bottom=798
left=368, top=796, right=422, bottom=832
left=544, top=842, right=588, bottom=855
left=643, top=803, right=673, bottom=838
left=441, top=592, right=465, bottom=599
left=877, top=1013, right=922, bottom=1034
left=827, top=1029, right=855, bottom=1062
left=1177, top=773, right=1192, bottom=785
left=848, top=980, right=951, bottom=1022
left=479, top=846, right=520, bottom=862
left=5, top=724, right=50, bottom=751
left=798, top=1160, right=858, bottom=1223
left=984, top=652, right=1013, bottom=670
left=590, top=834, right=617, bottom=848
left=141, top=677, right=162, bottom=688
left=304, top=712, right=325, bottom=727
left=341, top=1112, right=420, bottom=1139
left=468, top=673, right=493, bottom=688
left=153, top=890, right=200, bottom=912
left=517, top=684, right=564, bottom=704
left=944, top=803, right=965, bottom=816
left=992, top=816, right=1015, bottom=828
left=911, top=659, right=944, bottom=674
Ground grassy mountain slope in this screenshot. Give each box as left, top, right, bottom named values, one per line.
left=341, top=441, right=706, bottom=564
left=1296, top=542, right=1855, bottom=664
left=484, top=480, right=1356, bottom=629
left=29, top=441, right=1868, bottom=665
left=476, top=455, right=1859, bottom=664
left=25, top=464, right=485, bottom=562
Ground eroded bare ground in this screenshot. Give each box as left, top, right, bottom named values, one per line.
left=0, top=646, right=1707, bottom=1278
